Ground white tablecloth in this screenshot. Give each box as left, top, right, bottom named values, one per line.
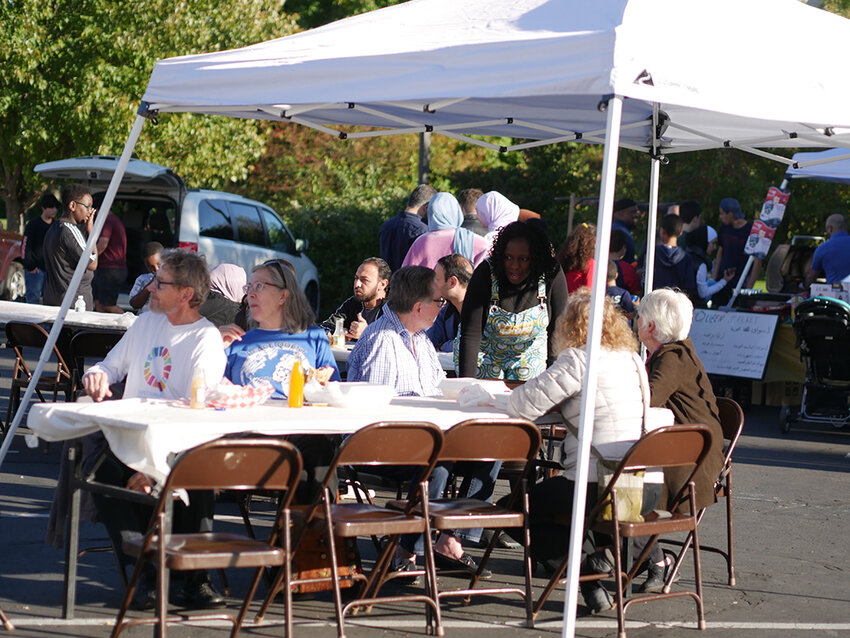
left=28, top=397, right=510, bottom=483
left=0, top=300, right=135, bottom=331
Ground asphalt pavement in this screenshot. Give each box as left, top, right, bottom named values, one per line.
left=1, top=346, right=849, bottom=638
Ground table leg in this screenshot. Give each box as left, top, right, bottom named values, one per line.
left=62, top=441, right=82, bottom=619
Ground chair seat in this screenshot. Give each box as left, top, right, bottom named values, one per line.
left=308, top=502, right=428, bottom=537
left=593, top=510, right=697, bottom=538
left=387, top=497, right=525, bottom=529
left=123, top=532, right=286, bottom=570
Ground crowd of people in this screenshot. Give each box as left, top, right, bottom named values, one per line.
left=34, top=179, right=847, bottom=612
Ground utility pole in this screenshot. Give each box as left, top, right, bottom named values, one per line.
left=418, top=132, right=431, bottom=184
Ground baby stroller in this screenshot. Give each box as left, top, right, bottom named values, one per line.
left=781, top=296, right=850, bottom=433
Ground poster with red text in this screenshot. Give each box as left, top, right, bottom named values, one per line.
left=745, top=187, right=789, bottom=259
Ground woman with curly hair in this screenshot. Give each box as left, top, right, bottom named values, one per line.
left=505, top=289, right=659, bottom=612
left=458, top=220, right=568, bottom=380
left=557, top=222, right=597, bottom=293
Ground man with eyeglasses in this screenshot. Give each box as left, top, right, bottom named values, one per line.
left=81, top=249, right=227, bottom=611
left=42, top=184, right=98, bottom=309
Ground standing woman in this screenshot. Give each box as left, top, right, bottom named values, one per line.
left=557, top=222, right=597, bottom=293
left=458, top=221, right=568, bottom=380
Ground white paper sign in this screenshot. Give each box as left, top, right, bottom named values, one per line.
left=689, top=309, right=779, bottom=380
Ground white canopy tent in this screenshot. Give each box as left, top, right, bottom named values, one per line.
left=785, top=148, right=850, bottom=185
left=4, top=0, right=850, bottom=634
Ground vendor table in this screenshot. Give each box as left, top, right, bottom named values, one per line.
left=27, top=396, right=514, bottom=617
left=0, top=300, right=136, bottom=332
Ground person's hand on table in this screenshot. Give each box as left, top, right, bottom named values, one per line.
left=82, top=371, right=112, bottom=402
left=126, top=472, right=153, bottom=495
left=345, top=312, right=367, bottom=340
left=219, top=324, right=245, bottom=347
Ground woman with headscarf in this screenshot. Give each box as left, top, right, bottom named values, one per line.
left=685, top=225, right=735, bottom=307
left=476, top=191, right=521, bottom=247
left=198, top=263, right=247, bottom=327
left=401, top=192, right=489, bottom=269
left=458, top=221, right=568, bottom=380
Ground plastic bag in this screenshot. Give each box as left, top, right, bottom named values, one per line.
left=596, top=459, right=645, bottom=523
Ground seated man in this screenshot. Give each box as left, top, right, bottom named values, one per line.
left=82, top=249, right=227, bottom=611
left=348, top=266, right=496, bottom=577
left=321, top=257, right=390, bottom=341
left=426, top=253, right=473, bottom=352
left=805, top=213, right=850, bottom=286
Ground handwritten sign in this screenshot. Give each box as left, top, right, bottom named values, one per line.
left=689, top=310, right=779, bottom=380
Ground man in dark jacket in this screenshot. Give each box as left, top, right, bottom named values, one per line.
left=378, top=184, right=435, bottom=271
left=321, top=257, right=390, bottom=341
left=22, top=192, right=59, bottom=303
left=651, top=214, right=696, bottom=299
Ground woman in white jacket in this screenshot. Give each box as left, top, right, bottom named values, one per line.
left=507, top=289, right=657, bottom=612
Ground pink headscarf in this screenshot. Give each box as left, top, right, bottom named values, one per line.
left=209, top=264, right=247, bottom=302
left=476, top=191, right=520, bottom=237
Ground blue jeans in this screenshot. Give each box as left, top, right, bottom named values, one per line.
left=25, top=269, right=45, bottom=304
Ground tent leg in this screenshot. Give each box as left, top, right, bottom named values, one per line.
left=561, top=94, right=623, bottom=638
left=0, top=112, right=148, bottom=471
left=643, top=157, right=661, bottom=294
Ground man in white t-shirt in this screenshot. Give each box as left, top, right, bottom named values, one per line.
left=83, top=249, right=226, bottom=611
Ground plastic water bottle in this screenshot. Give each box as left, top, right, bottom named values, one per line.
left=74, top=295, right=86, bottom=312
left=332, top=316, right=345, bottom=347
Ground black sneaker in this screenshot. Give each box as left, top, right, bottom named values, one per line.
left=582, top=584, right=614, bottom=614
left=582, top=548, right=615, bottom=575
left=434, top=552, right=492, bottom=580
left=634, top=561, right=680, bottom=593
left=176, top=572, right=226, bottom=609
left=130, top=578, right=156, bottom=612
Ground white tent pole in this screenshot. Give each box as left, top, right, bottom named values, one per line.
left=643, top=158, right=661, bottom=295
left=562, top=94, right=623, bottom=638
left=0, top=112, right=148, bottom=471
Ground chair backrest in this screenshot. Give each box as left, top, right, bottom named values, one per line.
left=594, top=424, right=713, bottom=516
left=5, top=321, right=71, bottom=373
left=163, top=438, right=303, bottom=499
left=336, top=422, right=443, bottom=468
left=440, top=419, right=541, bottom=465
left=715, top=397, right=744, bottom=466
left=69, top=330, right=124, bottom=362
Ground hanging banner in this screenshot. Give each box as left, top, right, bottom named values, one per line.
left=745, top=186, right=790, bottom=259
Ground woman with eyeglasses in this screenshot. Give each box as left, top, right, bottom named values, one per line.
left=221, top=260, right=340, bottom=398
left=458, top=220, right=568, bottom=380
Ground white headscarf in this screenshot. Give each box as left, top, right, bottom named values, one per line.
left=476, top=191, right=520, bottom=244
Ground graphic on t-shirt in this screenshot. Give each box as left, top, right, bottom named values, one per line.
left=143, top=346, right=172, bottom=392
left=237, top=342, right=310, bottom=395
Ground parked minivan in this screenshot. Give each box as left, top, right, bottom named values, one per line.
left=34, top=156, right=320, bottom=311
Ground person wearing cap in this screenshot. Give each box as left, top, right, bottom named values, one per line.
left=712, top=197, right=756, bottom=306
left=611, top=198, right=639, bottom=263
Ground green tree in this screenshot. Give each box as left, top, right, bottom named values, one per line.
left=0, top=0, right=295, bottom=232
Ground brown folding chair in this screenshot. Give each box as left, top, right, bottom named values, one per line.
left=589, top=424, right=714, bottom=638
left=68, top=330, right=124, bottom=395
left=0, top=605, right=13, bottom=631
left=110, top=438, right=303, bottom=638
left=3, top=321, right=74, bottom=435
left=236, top=421, right=445, bottom=638
left=661, top=398, right=745, bottom=590
left=389, top=418, right=541, bottom=626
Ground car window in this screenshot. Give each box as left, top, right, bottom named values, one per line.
left=230, top=202, right=266, bottom=247
left=262, top=208, right=296, bottom=254
left=198, top=199, right=234, bottom=240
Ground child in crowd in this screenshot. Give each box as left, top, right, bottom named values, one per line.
left=606, top=259, right=636, bottom=319
left=610, top=229, right=641, bottom=294
left=128, top=242, right=163, bottom=314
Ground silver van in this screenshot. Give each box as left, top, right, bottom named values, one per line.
left=34, top=156, right=320, bottom=311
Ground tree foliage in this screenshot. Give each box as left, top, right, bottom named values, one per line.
left=0, top=0, right=295, bottom=231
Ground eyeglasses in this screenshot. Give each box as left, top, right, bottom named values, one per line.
left=73, top=201, right=96, bottom=211
left=243, top=281, right=285, bottom=295
left=151, top=276, right=178, bottom=290
left=431, top=297, right=445, bottom=306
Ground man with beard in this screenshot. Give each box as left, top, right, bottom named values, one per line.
left=321, top=257, right=391, bottom=341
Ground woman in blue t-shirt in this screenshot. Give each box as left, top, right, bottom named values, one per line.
left=222, top=259, right=340, bottom=398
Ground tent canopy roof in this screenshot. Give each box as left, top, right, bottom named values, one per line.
left=785, top=148, right=850, bottom=185
left=142, top=0, right=850, bottom=155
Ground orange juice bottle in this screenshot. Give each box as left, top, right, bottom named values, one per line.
left=190, top=366, right=206, bottom=409
left=288, top=361, right=304, bottom=408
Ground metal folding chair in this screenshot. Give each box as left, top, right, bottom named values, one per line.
left=661, top=398, right=745, bottom=590
left=110, top=438, right=302, bottom=638
left=236, top=421, right=445, bottom=638
left=68, top=330, right=124, bottom=395
left=0, top=605, right=13, bottom=631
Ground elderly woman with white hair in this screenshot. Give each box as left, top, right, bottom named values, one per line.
left=636, top=288, right=725, bottom=587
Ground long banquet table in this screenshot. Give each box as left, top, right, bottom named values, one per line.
left=27, top=395, right=515, bottom=617
left=0, top=300, right=136, bottom=331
